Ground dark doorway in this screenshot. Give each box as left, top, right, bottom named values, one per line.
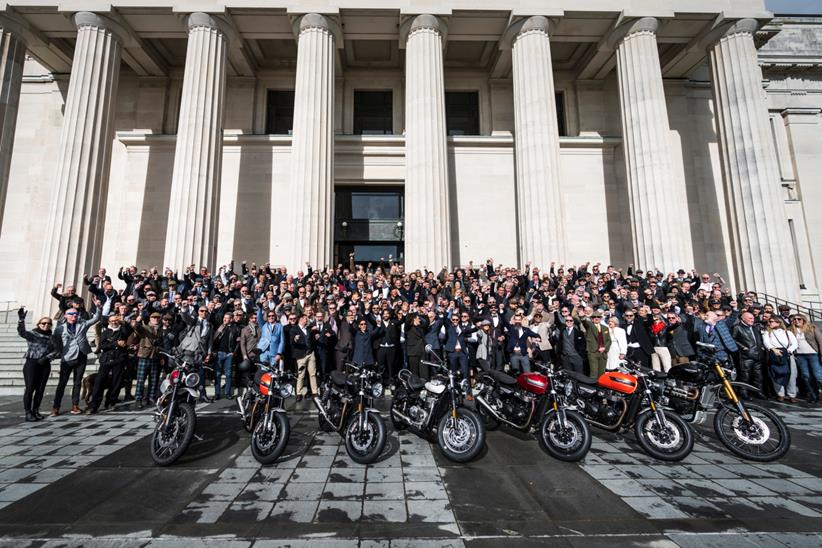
left=334, top=187, right=404, bottom=267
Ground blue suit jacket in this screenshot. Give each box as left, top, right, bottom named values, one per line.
left=256, top=315, right=285, bottom=357
left=694, top=318, right=738, bottom=362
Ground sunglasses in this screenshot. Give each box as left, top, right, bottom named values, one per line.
left=38, top=321, right=52, bottom=326
left=65, top=312, right=78, bottom=316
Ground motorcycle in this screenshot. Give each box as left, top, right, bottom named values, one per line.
left=473, top=361, right=591, bottom=461
left=390, top=347, right=486, bottom=462
left=664, top=341, right=791, bottom=462
left=247, top=362, right=295, bottom=464
left=314, top=362, right=387, bottom=464
left=151, top=351, right=203, bottom=466
left=568, top=361, right=695, bottom=461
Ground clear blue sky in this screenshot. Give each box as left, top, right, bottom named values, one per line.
left=766, top=0, right=821, bottom=15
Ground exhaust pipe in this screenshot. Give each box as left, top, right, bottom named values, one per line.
left=474, top=394, right=530, bottom=430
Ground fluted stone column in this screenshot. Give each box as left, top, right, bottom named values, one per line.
left=0, top=17, right=26, bottom=236
left=511, top=16, right=566, bottom=267
left=163, top=13, right=228, bottom=271
left=404, top=14, right=451, bottom=270
left=37, top=12, right=122, bottom=315
left=614, top=17, right=691, bottom=272
left=709, top=19, right=799, bottom=299
left=286, top=13, right=335, bottom=271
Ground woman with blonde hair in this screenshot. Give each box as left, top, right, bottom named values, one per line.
left=16, top=307, right=56, bottom=421
left=606, top=315, right=628, bottom=371
left=763, top=317, right=798, bottom=403
left=789, top=314, right=822, bottom=404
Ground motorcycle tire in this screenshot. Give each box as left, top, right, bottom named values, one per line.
left=634, top=410, right=694, bottom=461
left=713, top=403, right=790, bottom=462
left=345, top=411, right=387, bottom=465
left=476, top=401, right=501, bottom=431
left=151, top=402, right=196, bottom=466
left=537, top=409, right=592, bottom=462
left=251, top=411, right=291, bottom=465
left=437, top=407, right=485, bottom=463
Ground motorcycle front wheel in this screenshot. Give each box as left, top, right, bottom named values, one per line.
left=634, top=410, right=694, bottom=461
left=714, top=403, right=790, bottom=462
left=538, top=409, right=592, bottom=462
left=345, top=411, right=387, bottom=464
left=151, top=401, right=196, bottom=466
left=437, top=407, right=485, bottom=463
left=251, top=411, right=291, bottom=465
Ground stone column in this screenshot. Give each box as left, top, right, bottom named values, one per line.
left=0, top=17, right=26, bottom=236
left=709, top=19, right=799, bottom=300
left=286, top=13, right=335, bottom=272
left=511, top=16, right=566, bottom=267
left=163, top=13, right=228, bottom=271
left=37, top=12, right=122, bottom=315
left=613, top=17, right=691, bottom=272
left=404, top=14, right=451, bottom=270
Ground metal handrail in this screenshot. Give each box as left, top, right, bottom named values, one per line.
left=759, top=293, right=822, bottom=324
left=0, top=301, right=21, bottom=324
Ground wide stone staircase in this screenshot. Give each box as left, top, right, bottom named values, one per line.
left=0, top=315, right=99, bottom=396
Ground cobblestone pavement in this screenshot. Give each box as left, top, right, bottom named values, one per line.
left=0, top=396, right=819, bottom=546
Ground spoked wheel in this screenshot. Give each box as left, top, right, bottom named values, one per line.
left=151, top=402, right=196, bottom=466
left=251, top=411, right=291, bottom=465
left=635, top=410, right=694, bottom=461
left=345, top=411, right=386, bottom=464
left=538, top=409, right=592, bottom=462
left=437, top=408, right=485, bottom=462
left=714, top=403, right=790, bottom=462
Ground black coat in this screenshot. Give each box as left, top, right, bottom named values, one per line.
left=286, top=324, right=314, bottom=360
left=733, top=323, right=764, bottom=360
left=626, top=318, right=654, bottom=355
left=99, top=326, right=132, bottom=366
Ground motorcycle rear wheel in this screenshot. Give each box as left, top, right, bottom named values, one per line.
left=634, top=410, right=694, bottom=461
left=151, top=402, right=196, bottom=466
left=437, top=407, right=485, bottom=463
left=345, top=411, right=387, bottom=464
left=251, top=411, right=291, bottom=465
left=538, top=409, right=592, bottom=462
left=714, top=403, right=790, bottom=462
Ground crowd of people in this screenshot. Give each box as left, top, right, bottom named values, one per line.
left=15, top=258, right=822, bottom=422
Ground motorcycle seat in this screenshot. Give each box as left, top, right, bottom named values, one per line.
left=407, top=373, right=426, bottom=391
left=564, top=370, right=599, bottom=385
left=492, top=369, right=517, bottom=385
left=330, top=370, right=348, bottom=386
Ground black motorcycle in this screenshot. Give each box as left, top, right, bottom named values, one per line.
left=390, top=348, right=486, bottom=462
left=664, top=341, right=790, bottom=462
left=314, top=362, right=387, bottom=464
left=248, top=363, right=295, bottom=464
left=474, top=361, right=592, bottom=462
left=151, top=352, right=203, bottom=466
left=569, top=361, right=695, bottom=461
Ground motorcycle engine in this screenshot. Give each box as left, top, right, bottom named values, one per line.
left=408, top=405, right=428, bottom=424
left=577, top=387, right=623, bottom=426
left=496, top=387, right=534, bottom=422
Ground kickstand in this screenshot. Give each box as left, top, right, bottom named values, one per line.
left=193, top=433, right=204, bottom=442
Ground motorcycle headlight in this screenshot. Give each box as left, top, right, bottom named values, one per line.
left=185, top=373, right=200, bottom=388
left=159, top=379, right=170, bottom=394
left=279, top=384, right=294, bottom=398
left=564, top=382, right=574, bottom=398
left=459, top=379, right=471, bottom=393
left=371, top=383, right=384, bottom=399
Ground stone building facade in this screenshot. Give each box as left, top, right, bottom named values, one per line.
left=0, top=1, right=818, bottom=313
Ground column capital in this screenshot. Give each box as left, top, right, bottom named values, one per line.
left=73, top=12, right=128, bottom=45
left=703, top=18, right=760, bottom=49
left=290, top=13, right=342, bottom=47
left=607, top=17, right=659, bottom=49
left=500, top=16, right=555, bottom=50
left=185, top=12, right=237, bottom=43
left=400, top=14, right=448, bottom=48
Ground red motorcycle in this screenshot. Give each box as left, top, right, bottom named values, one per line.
left=473, top=362, right=592, bottom=461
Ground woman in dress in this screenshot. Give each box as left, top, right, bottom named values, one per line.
left=606, top=316, right=628, bottom=371
left=763, top=317, right=799, bottom=403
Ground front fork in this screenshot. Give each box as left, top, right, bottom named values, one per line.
left=163, top=393, right=176, bottom=430
left=716, top=365, right=752, bottom=422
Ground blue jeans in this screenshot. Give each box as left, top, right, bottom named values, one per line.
left=795, top=353, right=822, bottom=401
left=510, top=354, right=531, bottom=373
left=215, top=352, right=234, bottom=397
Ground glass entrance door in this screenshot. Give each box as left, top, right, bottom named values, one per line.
left=334, top=187, right=404, bottom=267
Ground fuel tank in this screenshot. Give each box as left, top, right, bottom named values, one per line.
left=517, top=372, right=548, bottom=395
left=597, top=371, right=638, bottom=395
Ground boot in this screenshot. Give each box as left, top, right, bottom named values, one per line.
left=25, top=411, right=37, bottom=422
left=34, top=409, right=45, bottom=420
left=70, top=405, right=81, bottom=415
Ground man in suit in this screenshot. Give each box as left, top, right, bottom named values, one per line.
left=440, top=312, right=478, bottom=382
left=554, top=316, right=587, bottom=374
left=505, top=313, right=540, bottom=373
left=334, top=309, right=356, bottom=371
left=694, top=311, right=739, bottom=365
left=310, top=310, right=335, bottom=379
left=177, top=306, right=214, bottom=402
left=256, top=305, right=285, bottom=366
left=581, top=311, right=611, bottom=379
left=732, top=311, right=764, bottom=399
left=623, top=309, right=654, bottom=369
left=288, top=314, right=317, bottom=401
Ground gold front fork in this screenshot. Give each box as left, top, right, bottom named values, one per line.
left=716, top=363, right=751, bottom=422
